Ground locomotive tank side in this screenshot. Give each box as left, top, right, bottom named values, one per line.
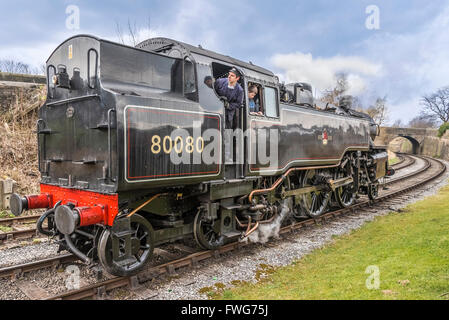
left=97, top=40, right=224, bottom=193
left=248, top=104, right=371, bottom=174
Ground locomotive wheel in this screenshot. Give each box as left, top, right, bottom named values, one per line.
left=282, top=179, right=307, bottom=220
left=334, top=159, right=357, bottom=208
left=291, top=205, right=307, bottom=221
left=194, top=209, right=224, bottom=250
left=300, top=170, right=331, bottom=218
left=368, top=182, right=379, bottom=201
left=98, top=214, right=154, bottom=277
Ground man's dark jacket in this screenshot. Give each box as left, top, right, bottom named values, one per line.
left=214, top=78, right=243, bottom=123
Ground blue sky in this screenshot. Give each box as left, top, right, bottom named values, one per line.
left=1, top=0, right=448, bottom=124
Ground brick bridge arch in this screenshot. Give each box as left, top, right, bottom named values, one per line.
left=374, top=127, right=438, bottom=155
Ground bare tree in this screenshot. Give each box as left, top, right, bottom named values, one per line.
left=115, top=17, right=152, bottom=46
left=39, top=64, right=46, bottom=75
left=0, top=59, right=43, bottom=75
left=115, top=19, right=125, bottom=45
left=366, top=96, right=388, bottom=126
left=127, top=18, right=139, bottom=46
left=391, top=119, right=403, bottom=127
left=351, top=96, right=364, bottom=112
left=321, top=72, right=349, bottom=105
left=407, top=114, right=438, bottom=128
left=421, top=87, right=449, bottom=123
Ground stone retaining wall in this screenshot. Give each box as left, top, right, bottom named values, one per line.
left=0, top=72, right=45, bottom=84
left=419, top=136, right=449, bottom=160
left=0, top=73, right=46, bottom=113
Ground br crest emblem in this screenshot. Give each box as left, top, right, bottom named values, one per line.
left=318, top=129, right=332, bottom=145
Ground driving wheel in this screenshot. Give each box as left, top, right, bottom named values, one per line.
left=98, top=213, right=154, bottom=277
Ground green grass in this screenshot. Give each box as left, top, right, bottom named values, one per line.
left=0, top=225, right=12, bottom=232
left=438, top=122, right=449, bottom=138
left=388, top=157, right=400, bottom=166
left=214, top=183, right=449, bottom=300
left=0, top=211, right=14, bottom=219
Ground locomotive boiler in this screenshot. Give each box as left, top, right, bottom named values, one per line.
left=9, top=35, right=392, bottom=276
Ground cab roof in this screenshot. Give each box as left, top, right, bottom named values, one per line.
left=136, top=37, right=275, bottom=77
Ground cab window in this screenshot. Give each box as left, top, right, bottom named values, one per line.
left=248, top=82, right=263, bottom=115
left=183, top=58, right=198, bottom=101
left=264, top=86, right=279, bottom=118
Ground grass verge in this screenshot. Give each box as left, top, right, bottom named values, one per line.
left=213, top=183, right=449, bottom=300
left=388, top=157, right=400, bottom=166
left=0, top=211, right=14, bottom=219
left=0, top=225, right=12, bottom=232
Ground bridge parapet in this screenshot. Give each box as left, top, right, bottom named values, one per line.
left=380, top=127, right=438, bottom=137
left=376, top=126, right=439, bottom=154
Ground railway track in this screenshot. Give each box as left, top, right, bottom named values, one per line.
left=0, top=254, right=77, bottom=280
left=383, top=154, right=427, bottom=185
left=0, top=215, right=42, bottom=244
left=391, top=153, right=405, bottom=167
left=391, top=153, right=416, bottom=171
left=0, top=154, right=445, bottom=299
left=0, top=214, right=42, bottom=227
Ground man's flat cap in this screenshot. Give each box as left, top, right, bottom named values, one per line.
left=229, top=67, right=241, bottom=78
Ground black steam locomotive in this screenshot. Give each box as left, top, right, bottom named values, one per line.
left=10, top=35, right=392, bottom=276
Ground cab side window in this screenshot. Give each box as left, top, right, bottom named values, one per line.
left=264, top=86, right=279, bottom=118
left=248, top=82, right=263, bottom=115
left=183, top=58, right=198, bottom=101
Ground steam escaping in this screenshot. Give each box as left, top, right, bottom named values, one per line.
left=245, top=199, right=292, bottom=244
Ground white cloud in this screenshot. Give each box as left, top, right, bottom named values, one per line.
left=271, top=52, right=382, bottom=96
left=1, top=0, right=229, bottom=70
left=0, top=29, right=92, bottom=69
left=270, top=4, right=449, bottom=125
left=0, top=42, right=56, bottom=68
left=109, top=0, right=248, bottom=54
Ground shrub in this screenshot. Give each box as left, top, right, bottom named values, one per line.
left=437, top=122, right=449, bottom=138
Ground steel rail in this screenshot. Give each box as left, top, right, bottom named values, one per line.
left=0, top=214, right=42, bottom=226
left=383, top=155, right=429, bottom=186
left=391, top=154, right=405, bottom=167
left=391, top=153, right=416, bottom=171
left=0, top=228, right=39, bottom=242
left=0, top=253, right=77, bottom=280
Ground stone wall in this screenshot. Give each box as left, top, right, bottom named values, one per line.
left=0, top=179, right=17, bottom=211
left=0, top=72, right=46, bottom=113
left=0, top=72, right=46, bottom=84
left=377, top=126, right=449, bottom=161
left=419, top=136, right=449, bottom=160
